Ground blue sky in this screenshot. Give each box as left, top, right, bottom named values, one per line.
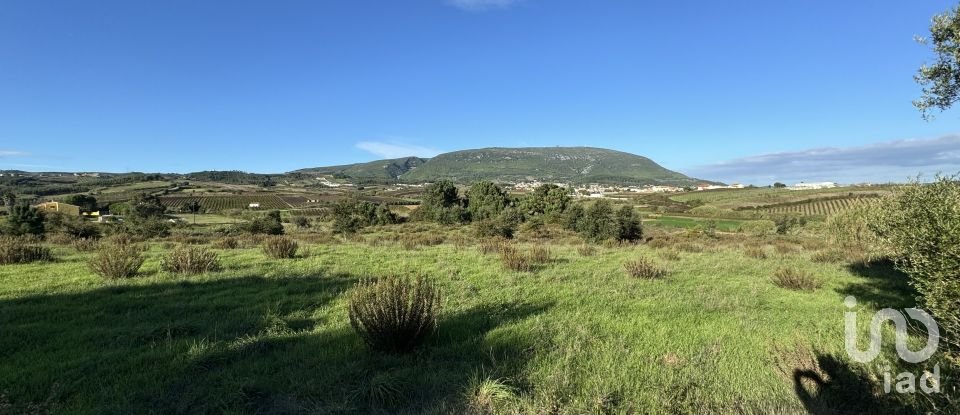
left=3, top=0, right=960, bottom=184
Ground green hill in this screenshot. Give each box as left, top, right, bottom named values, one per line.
left=294, top=157, right=427, bottom=180
left=400, top=147, right=704, bottom=185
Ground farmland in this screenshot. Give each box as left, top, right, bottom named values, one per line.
left=160, top=194, right=292, bottom=211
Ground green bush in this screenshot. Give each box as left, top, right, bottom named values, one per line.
left=579, top=200, right=618, bottom=242
left=160, top=246, right=221, bottom=274
left=88, top=243, right=145, bottom=279
left=348, top=276, right=441, bottom=353
left=262, top=235, right=298, bottom=259
left=615, top=206, right=643, bottom=242
left=0, top=236, right=52, bottom=264
left=871, top=176, right=960, bottom=351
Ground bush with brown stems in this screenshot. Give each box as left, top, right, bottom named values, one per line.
left=811, top=249, right=845, bottom=263
left=160, top=246, right=221, bottom=274
left=658, top=249, right=681, bottom=261
left=527, top=246, right=552, bottom=264
left=577, top=245, right=597, bottom=257
left=772, top=268, right=822, bottom=291
left=212, top=237, right=240, bottom=250
left=498, top=244, right=533, bottom=272
left=0, top=236, right=52, bottom=265
left=348, top=276, right=441, bottom=353
left=745, top=246, right=768, bottom=259
left=262, top=236, right=299, bottom=259
left=72, top=238, right=101, bottom=252
left=623, top=257, right=669, bottom=279
left=88, top=243, right=145, bottom=279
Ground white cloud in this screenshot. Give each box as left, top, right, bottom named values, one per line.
left=684, top=135, right=960, bottom=185
left=447, top=0, right=522, bottom=12
left=0, top=150, right=27, bottom=157
left=356, top=141, right=442, bottom=159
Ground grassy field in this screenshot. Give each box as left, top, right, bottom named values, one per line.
left=671, top=186, right=892, bottom=210
left=644, top=215, right=748, bottom=232
left=0, top=229, right=949, bottom=413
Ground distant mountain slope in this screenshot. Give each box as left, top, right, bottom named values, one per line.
left=400, top=147, right=703, bottom=185
left=295, top=157, right=427, bottom=180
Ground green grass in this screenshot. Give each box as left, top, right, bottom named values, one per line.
left=0, top=237, right=948, bottom=413
left=645, top=215, right=747, bottom=232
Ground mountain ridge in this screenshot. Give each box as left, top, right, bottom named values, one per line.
left=294, top=146, right=717, bottom=185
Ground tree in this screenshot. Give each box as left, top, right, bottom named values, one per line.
left=563, top=203, right=586, bottom=232
left=332, top=199, right=400, bottom=235
left=915, top=5, right=960, bottom=119
left=773, top=182, right=787, bottom=189
left=64, top=194, right=98, bottom=212
left=466, top=181, right=508, bottom=221
left=413, top=180, right=467, bottom=224
left=579, top=200, right=617, bottom=242
left=521, top=184, right=571, bottom=221
left=870, top=175, right=960, bottom=352
left=5, top=205, right=45, bottom=235
left=292, top=215, right=311, bottom=229
left=2, top=191, right=16, bottom=213
left=615, top=206, right=643, bottom=242
left=129, top=193, right=166, bottom=220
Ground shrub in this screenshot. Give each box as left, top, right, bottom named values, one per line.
left=348, top=276, right=441, bottom=353
left=45, top=233, right=76, bottom=245
left=0, top=236, right=52, bottom=264
left=577, top=245, right=597, bottom=257
left=498, top=244, right=533, bottom=272
left=623, top=257, right=668, bottom=279
left=675, top=242, right=704, bottom=253
left=263, top=235, right=298, bottom=259
left=745, top=246, right=768, bottom=259
left=72, top=238, right=101, bottom=252
left=88, top=243, right=145, bottom=279
left=579, top=200, right=618, bottom=242
left=479, top=238, right=507, bottom=255
left=771, top=268, right=821, bottom=291
left=212, top=237, right=240, bottom=249
left=236, top=210, right=284, bottom=235
left=870, top=176, right=960, bottom=351
left=527, top=246, right=552, bottom=264
left=615, top=206, right=643, bottom=242
left=811, top=249, right=845, bottom=263
left=160, top=246, right=221, bottom=274
left=658, top=249, right=681, bottom=261
left=474, top=217, right=515, bottom=239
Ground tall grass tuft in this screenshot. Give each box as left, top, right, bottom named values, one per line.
left=623, top=257, right=668, bottom=279
left=160, top=245, right=221, bottom=274
left=498, top=244, right=532, bottom=272
left=0, top=236, right=52, bottom=265
left=527, top=246, right=552, bottom=264
left=745, top=246, right=768, bottom=259
left=262, top=236, right=299, bottom=259
left=348, top=276, right=441, bottom=353
left=577, top=245, right=597, bottom=257
left=72, top=238, right=100, bottom=252
left=88, top=243, right=145, bottom=279
left=212, top=237, right=240, bottom=250
left=465, top=375, right=515, bottom=414
left=771, top=268, right=822, bottom=291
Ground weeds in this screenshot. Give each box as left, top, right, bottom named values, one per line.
left=0, top=236, right=52, bottom=265
left=88, top=243, right=145, bottom=279
left=772, top=268, right=821, bottom=291
left=262, top=236, right=299, bottom=259
left=160, top=246, right=221, bottom=274
left=348, top=276, right=441, bottom=353
left=623, top=257, right=669, bottom=279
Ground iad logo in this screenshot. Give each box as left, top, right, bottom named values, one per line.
left=843, top=296, right=941, bottom=394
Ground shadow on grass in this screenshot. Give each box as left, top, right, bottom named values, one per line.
left=793, top=353, right=925, bottom=415
left=837, top=258, right=916, bottom=310
left=0, top=275, right=551, bottom=413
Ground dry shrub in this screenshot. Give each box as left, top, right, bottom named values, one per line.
left=46, top=233, right=76, bottom=245
left=527, top=246, right=552, bottom=264
left=658, top=249, right=681, bottom=261
left=0, top=236, right=53, bottom=265
left=72, top=238, right=100, bottom=252
left=623, top=257, right=668, bottom=279
left=263, top=235, right=299, bottom=259
left=498, top=244, right=532, bottom=272
left=811, top=249, right=845, bottom=263
left=161, top=245, right=221, bottom=274
left=105, top=233, right=144, bottom=246
left=212, top=237, right=240, bottom=250
left=577, top=245, right=597, bottom=257
left=348, top=276, right=441, bottom=353
left=646, top=237, right=671, bottom=249
left=238, top=234, right=266, bottom=248
left=745, top=246, right=768, bottom=259
left=772, top=268, right=821, bottom=291
left=675, top=242, right=704, bottom=253
left=88, top=243, right=145, bottom=279
left=478, top=238, right=508, bottom=255
left=774, top=241, right=801, bottom=255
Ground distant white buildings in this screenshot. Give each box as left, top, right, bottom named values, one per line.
left=315, top=177, right=354, bottom=188
left=788, top=182, right=837, bottom=190
left=695, top=183, right=745, bottom=191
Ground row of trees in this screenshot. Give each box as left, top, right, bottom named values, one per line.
left=399, top=180, right=642, bottom=242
